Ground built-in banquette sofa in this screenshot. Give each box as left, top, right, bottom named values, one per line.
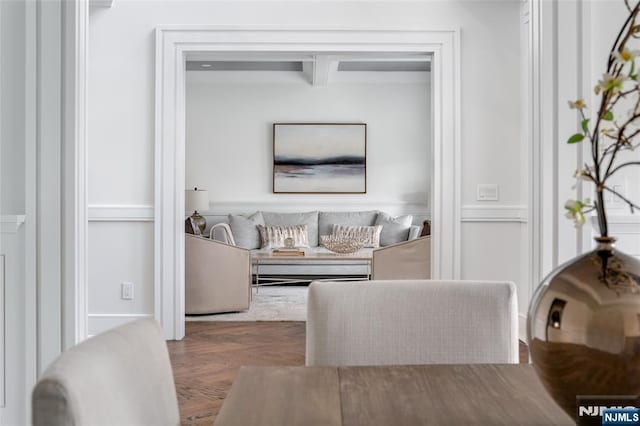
left=185, top=210, right=431, bottom=314
left=212, top=210, right=429, bottom=276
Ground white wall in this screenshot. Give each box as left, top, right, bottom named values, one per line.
left=88, top=0, right=525, bottom=335
left=185, top=71, right=430, bottom=216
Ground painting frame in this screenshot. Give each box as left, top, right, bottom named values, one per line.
left=272, top=123, right=367, bottom=194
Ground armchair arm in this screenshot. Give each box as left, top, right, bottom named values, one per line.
left=372, top=236, right=431, bottom=280
left=209, top=223, right=237, bottom=246
left=185, top=234, right=250, bottom=314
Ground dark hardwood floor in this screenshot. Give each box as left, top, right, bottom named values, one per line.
left=168, top=321, right=529, bottom=425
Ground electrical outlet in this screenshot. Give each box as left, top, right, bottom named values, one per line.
left=121, top=282, right=134, bottom=300
left=477, top=184, right=499, bottom=201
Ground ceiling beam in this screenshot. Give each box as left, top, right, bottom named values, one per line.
left=311, top=55, right=339, bottom=87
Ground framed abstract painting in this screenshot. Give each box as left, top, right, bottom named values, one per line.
left=273, top=123, right=367, bottom=194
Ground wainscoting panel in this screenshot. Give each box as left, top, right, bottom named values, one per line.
left=88, top=314, right=154, bottom=337
left=0, top=255, right=4, bottom=407
left=460, top=220, right=529, bottom=341
left=88, top=221, right=154, bottom=329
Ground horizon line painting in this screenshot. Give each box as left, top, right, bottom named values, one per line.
left=273, top=123, right=367, bottom=194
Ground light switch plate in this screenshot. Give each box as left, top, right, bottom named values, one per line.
left=121, top=282, right=134, bottom=300
left=477, top=184, right=499, bottom=201
left=611, top=184, right=625, bottom=205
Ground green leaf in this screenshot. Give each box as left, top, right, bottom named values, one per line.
left=568, top=133, right=585, bottom=144
left=581, top=119, right=590, bottom=134
left=603, top=110, right=614, bottom=121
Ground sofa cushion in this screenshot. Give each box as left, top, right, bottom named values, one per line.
left=257, top=225, right=310, bottom=249
left=318, top=211, right=378, bottom=238
left=375, top=213, right=413, bottom=246
left=331, top=224, right=382, bottom=248
left=228, top=212, right=264, bottom=249
left=261, top=211, right=319, bottom=246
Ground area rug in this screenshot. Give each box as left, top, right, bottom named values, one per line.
left=186, top=285, right=307, bottom=322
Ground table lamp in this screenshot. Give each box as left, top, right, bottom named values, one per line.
left=185, top=187, right=209, bottom=234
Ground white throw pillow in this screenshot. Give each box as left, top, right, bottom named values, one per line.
left=330, top=224, right=382, bottom=248
left=257, top=225, right=310, bottom=249
left=375, top=213, right=413, bottom=246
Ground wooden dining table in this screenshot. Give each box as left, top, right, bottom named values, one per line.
left=213, top=364, right=574, bottom=425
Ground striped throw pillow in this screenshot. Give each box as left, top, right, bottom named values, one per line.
left=331, top=224, right=383, bottom=248
left=257, top=225, right=310, bottom=249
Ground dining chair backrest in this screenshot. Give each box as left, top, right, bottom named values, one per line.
left=306, top=280, right=518, bottom=366
left=32, top=319, right=180, bottom=426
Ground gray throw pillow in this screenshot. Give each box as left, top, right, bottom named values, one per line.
left=375, top=212, right=413, bottom=246
left=228, top=212, right=265, bottom=249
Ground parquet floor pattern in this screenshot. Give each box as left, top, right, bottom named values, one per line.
left=167, top=321, right=306, bottom=425
left=168, top=321, right=529, bottom=425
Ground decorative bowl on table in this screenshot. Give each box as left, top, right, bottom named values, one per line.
left=320, top=235, right=366, bottom=254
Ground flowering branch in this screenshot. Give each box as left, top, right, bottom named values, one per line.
left=565, top=1, right=640, bottom=236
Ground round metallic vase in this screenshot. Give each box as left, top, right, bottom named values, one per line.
left=527, top=237, right=640, bottom=421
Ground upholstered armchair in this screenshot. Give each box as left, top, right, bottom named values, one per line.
left=185, top=234, right=251, bottom=314
left=371, top=235, right=431, bottom=280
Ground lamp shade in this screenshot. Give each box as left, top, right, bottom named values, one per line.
left=185, top=188, right=209, bottom=212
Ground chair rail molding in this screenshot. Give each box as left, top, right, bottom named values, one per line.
left=155, top=26, right=462, bottom=340
left=461, top=205, right=528, bottom=223
left=88, top=205, right=154, bottom=222
left=0, top=215, right=26, bottom=234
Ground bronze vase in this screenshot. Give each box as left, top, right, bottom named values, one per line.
left=527, top=237, right=640, bottom=421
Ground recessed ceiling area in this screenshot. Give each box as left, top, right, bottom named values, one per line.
left=185, top=52, right=431, bottom=86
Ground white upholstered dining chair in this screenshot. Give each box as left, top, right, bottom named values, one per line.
left=32, top=319, right=180, bottom=426
left=306, top=280, right=518, bottom=366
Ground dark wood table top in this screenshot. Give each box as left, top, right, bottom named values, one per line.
left=213, top=364, right=574, bottom=426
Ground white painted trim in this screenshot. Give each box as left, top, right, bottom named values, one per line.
left=0, top=216, right=26, bottom=234
left=155, top=26, right=461, bottom=340
left=527, top=0, right=543, bottom=307
left=0, top=255, right=5, bottom=407
left=601, top=215, right=640, bottom=236
left=461, top=206, right=528, bottom=223
left=62, top=0, right=89, bottom=348
left=607, top=215, right=640, bottom=225
left=23, top=0, right=38, bottom=421
left=88, top=205, right=154, bottom=222
left=87, top=313, right=154, bottom=318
